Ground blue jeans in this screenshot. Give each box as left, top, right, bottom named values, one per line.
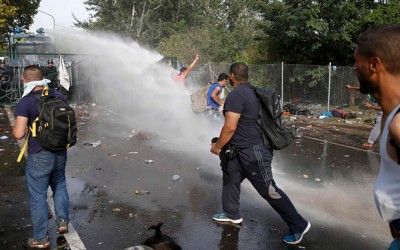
left=25, top=150, right=69, bottom=240
left=221, top=144, right=308, bottom=234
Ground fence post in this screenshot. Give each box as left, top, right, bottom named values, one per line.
left=208, top=61, right=213, bottom=83
left=281, top=62, right=284, bottom=107
left=328, top=62, right=332, bottom=112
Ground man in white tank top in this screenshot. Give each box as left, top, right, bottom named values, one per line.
left=354, top=24, right=400, bottom=249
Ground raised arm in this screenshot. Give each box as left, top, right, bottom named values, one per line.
left=345, top=84, right=360, bottom=91
left=181, top=53, right=200, bottom=78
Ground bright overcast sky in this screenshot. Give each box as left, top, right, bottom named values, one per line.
left=30, top=0, right=91, bottom=32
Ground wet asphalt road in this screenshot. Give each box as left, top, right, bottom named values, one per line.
left=0, top=104, right=392, bottom=249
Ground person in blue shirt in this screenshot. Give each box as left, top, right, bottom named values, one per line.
left=207, top=73, right=229, bottom=110
left=206, top=73, right=228, bottom=120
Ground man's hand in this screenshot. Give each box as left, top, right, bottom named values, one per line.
left=210, top=143, right=221, bottom=155
left=364, top=103, right=374, bottom=109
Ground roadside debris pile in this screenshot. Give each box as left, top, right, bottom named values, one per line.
left=281, top=101, right=375, bottom=124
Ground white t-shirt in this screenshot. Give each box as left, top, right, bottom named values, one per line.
left=375, top=104, right=400, bottom=222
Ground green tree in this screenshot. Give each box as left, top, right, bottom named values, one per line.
left=79, top=0, right=262, bottom=64
left=0, top=0, right=41, bottom=49
left=257, top=0, right=400, bottom=65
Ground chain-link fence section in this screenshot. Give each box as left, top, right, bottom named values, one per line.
left=1, top=56, right=365, bottom=114
left=190, top=62, right=364, bottom=114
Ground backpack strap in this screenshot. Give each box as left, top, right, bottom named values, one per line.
left=390, top=107, right=400, bottom=164
left=17, top=130, right=30, bottom=162
left=29, top=87, right=51, bottom=137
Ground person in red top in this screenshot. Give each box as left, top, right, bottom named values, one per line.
left=174, top=53, right=200, bottom=87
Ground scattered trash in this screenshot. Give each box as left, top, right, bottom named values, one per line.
left=345, top=120, right=353, bottom=125
left=130, top=130, right=156, bottom=140
left=320, top=111, right=333, bottom=117
left=4, top=199, right=17, bottom=204
left=144, top=159, right=155, bottom=164
left=0, top=135, right=8, bottom=140
left=112, top=208, right=121, bottom=212
left=319, top=115, right=331, bottom=120
left=135, top=190, right=150, bottom=195
left=128, top=152, right=138, bottom=154
left=315, top=178, right=321, bottom=182
left=344, top=155, right=350, bottom=158
left=83, top=141, right=101, bottom=147
left=298, top=246, right=306, bottom=249
left=172, top=175, right=180, bottom=182
left=303, top=175, right=309, bottom=179
left=0, top=149, right=4, bottom=152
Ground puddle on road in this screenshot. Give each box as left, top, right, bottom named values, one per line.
left=68, top=177, right=109, bottom=200
left=264, top=137, right=388, bottom=241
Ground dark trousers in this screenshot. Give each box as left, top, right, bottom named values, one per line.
left=221, top=143, right=307, bottom=234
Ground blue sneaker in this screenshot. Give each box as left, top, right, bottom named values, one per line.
left=283, top=222, right=311, bottom=245
left=212, top=212, right=243, bottom=224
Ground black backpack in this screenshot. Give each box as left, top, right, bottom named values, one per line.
left=32, top=87, right=77, bottom=150
left=242, top=84, right=293, bottom=150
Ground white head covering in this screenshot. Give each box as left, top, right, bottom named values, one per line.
left=21, top=79, right=51, bottom=98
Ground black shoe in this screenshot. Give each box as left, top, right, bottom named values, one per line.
left=57, top=219, right=69, bottom=234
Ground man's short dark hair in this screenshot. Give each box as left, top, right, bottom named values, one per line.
left=217, top=73, right=229, bottom=81
left=230, top=62, right=248, bottom=81
left=23, top=65, right=43, bottom=81
left=356, top=24, right=400, bottom=75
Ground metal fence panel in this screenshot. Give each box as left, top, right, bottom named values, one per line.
left=1, top=56, right=365, bottom=113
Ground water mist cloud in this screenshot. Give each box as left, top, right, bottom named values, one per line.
left=50, top=29, right=215, bottom=153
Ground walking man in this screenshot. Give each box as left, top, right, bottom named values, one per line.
left=13, top=65, right=70, bottom=248
left=206, top=73, right=229, bottom=120
left=354, top=24, right=400, bottom=249
left=345, top=84, right=382, bottom=149
left=210, top=62, right=310, bottom=245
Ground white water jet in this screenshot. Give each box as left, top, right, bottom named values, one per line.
left=50, top=29, right=218, bottom=154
